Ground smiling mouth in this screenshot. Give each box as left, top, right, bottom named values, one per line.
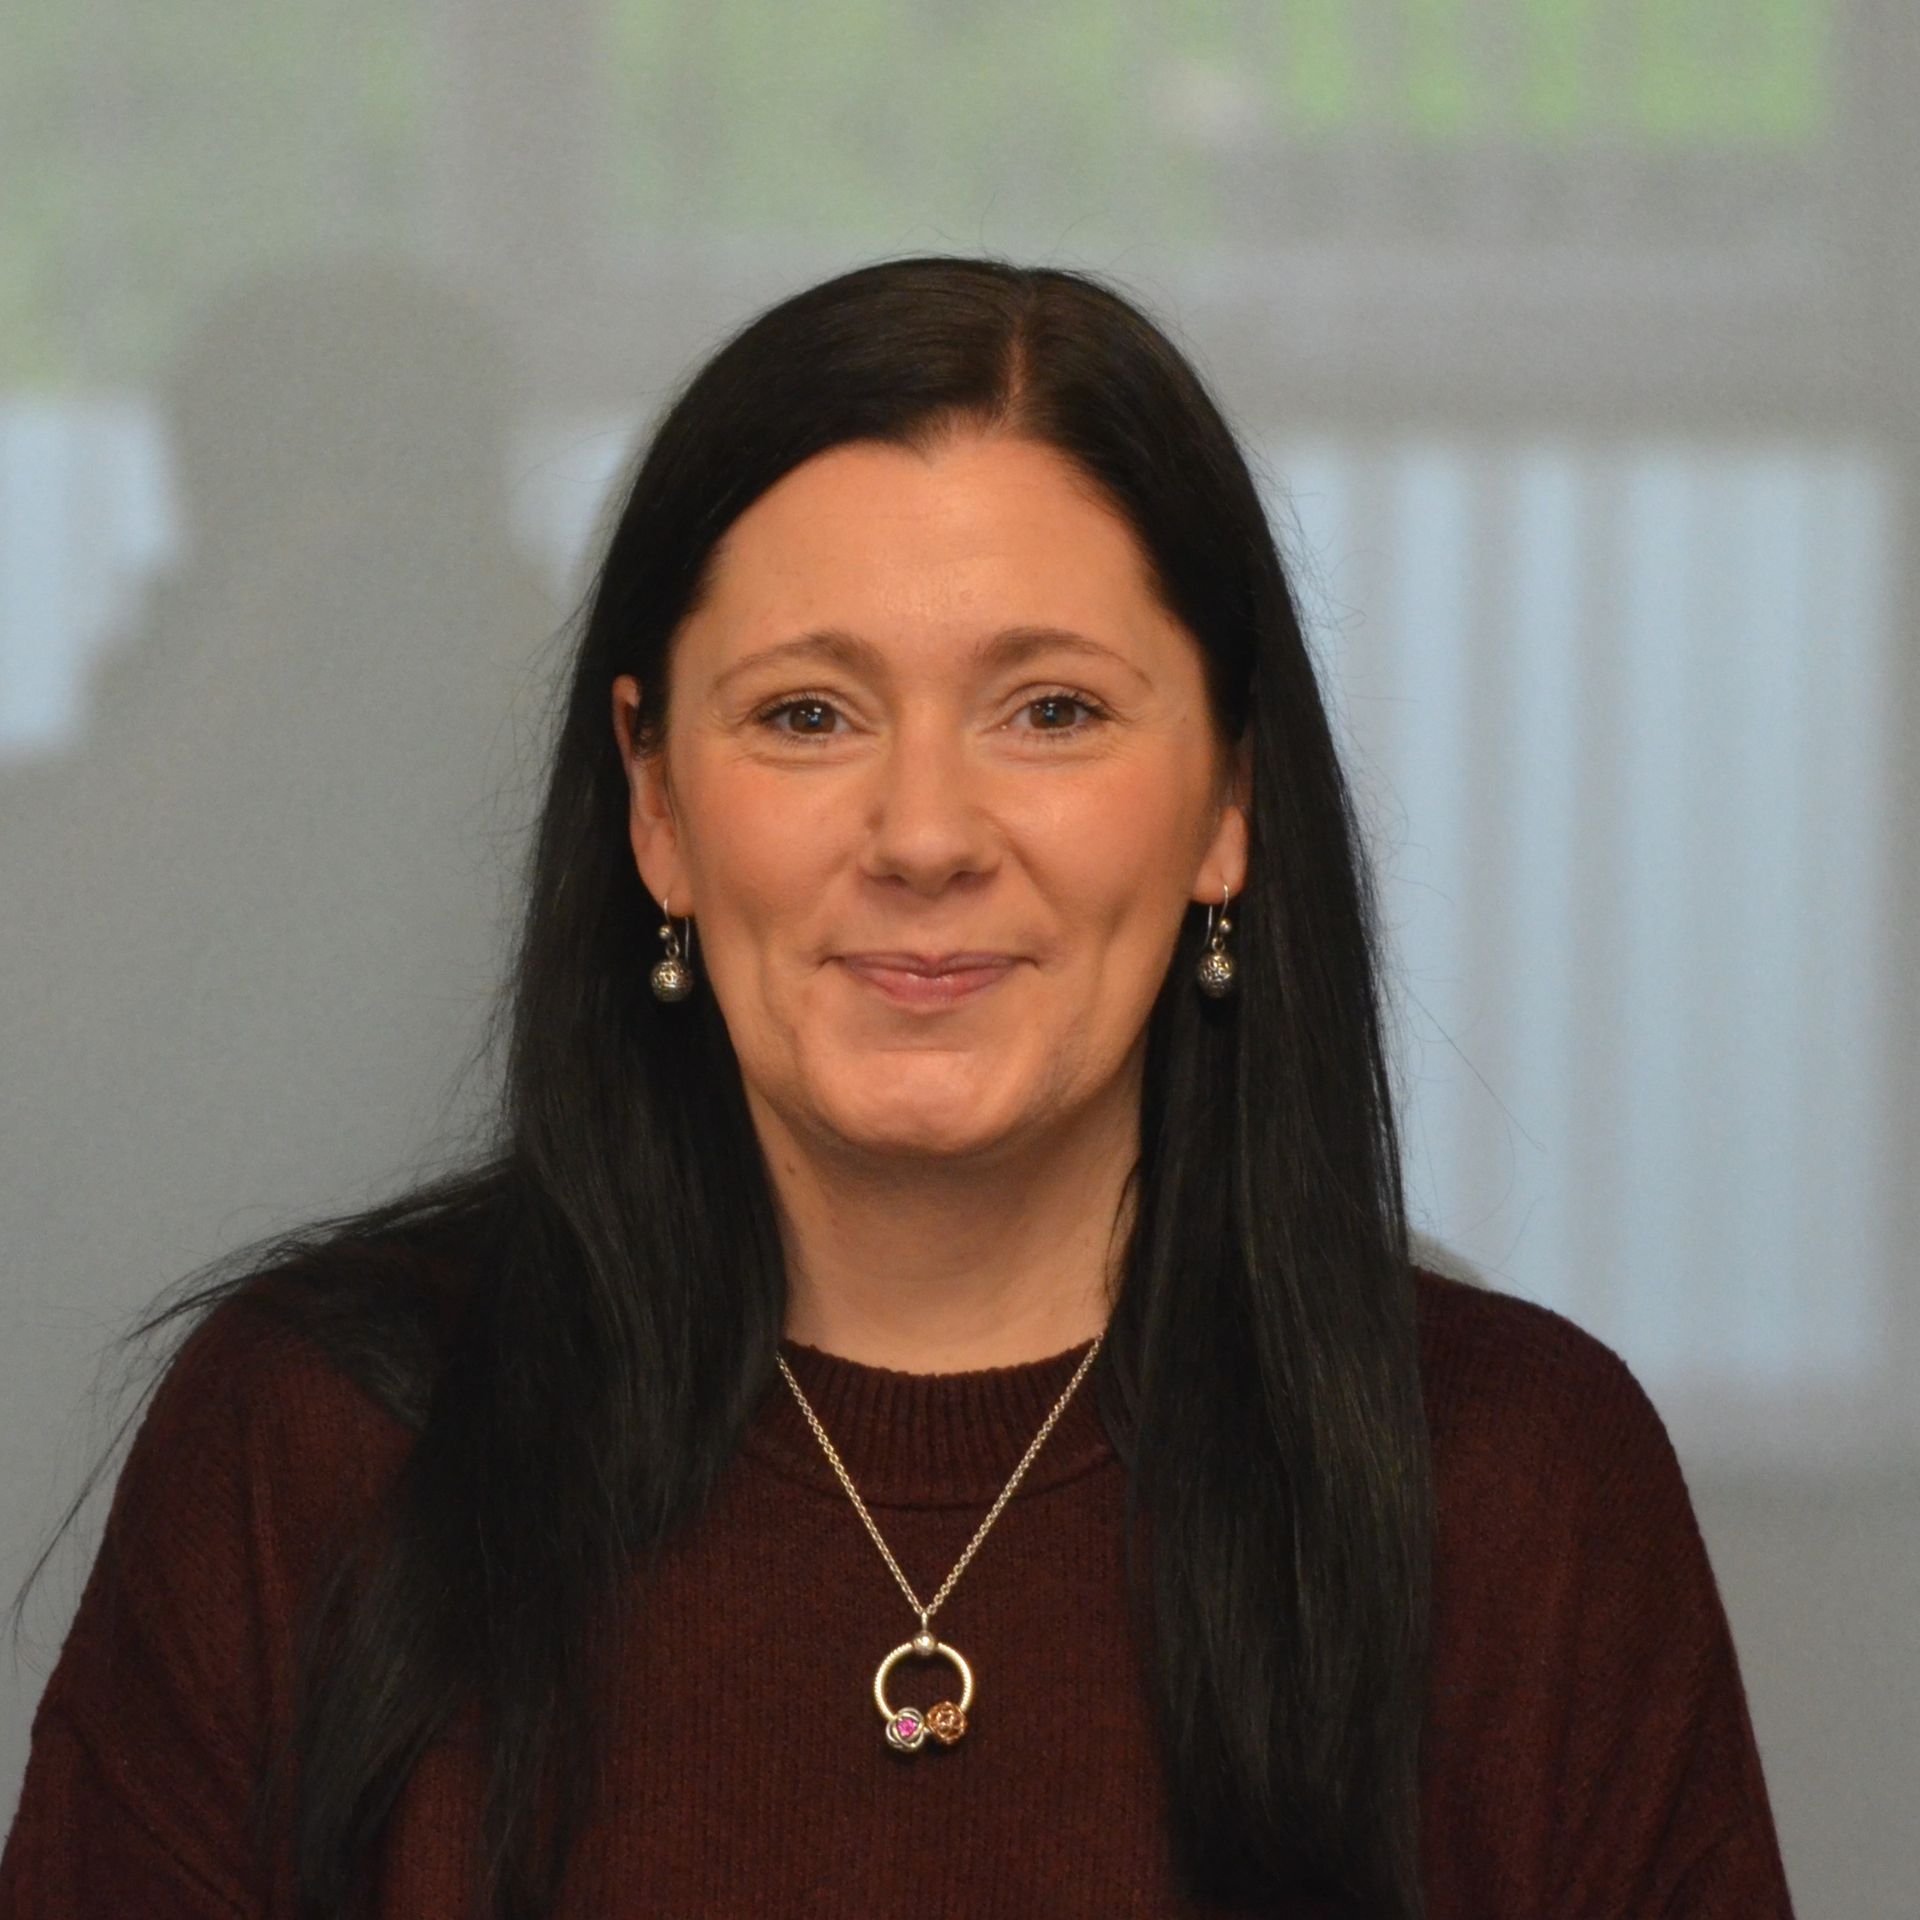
left=835, top=955, right=1018, bottom=1007
left=838, top=951, right=1016, bottom=973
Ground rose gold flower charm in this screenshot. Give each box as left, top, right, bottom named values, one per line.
left=924, top=1699, right=968, bottom=1746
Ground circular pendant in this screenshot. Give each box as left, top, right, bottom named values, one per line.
left=874, top=1632, right=974, bottom=1753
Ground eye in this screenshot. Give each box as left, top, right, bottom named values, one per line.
left=1009, top=690, right=1111, bottom=738
left=751, top=693, right=846, bottom=740
left=747, top=687, right=1113, bottom=746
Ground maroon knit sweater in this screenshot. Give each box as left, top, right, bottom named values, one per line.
left=1, top=1266, right=1794, bottom=1917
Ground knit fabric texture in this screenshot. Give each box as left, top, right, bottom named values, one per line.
left=0, top=1266, right=1796, bottom=1916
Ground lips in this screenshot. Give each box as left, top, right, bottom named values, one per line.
left=838, top=952, right=1013, bottom=975
left=836, top=952, right=1018, bottom=1007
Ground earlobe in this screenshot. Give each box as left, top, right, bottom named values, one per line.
left=1198, top=740, right=1252, bottom=905
left=612, top=677, right=685, bottom=905
left=630, top=760, right=690, bottom=918
left=1201, top=790, right=1250, bottom=905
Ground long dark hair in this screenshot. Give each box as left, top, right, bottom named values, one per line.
left=11, top=256, right=1433, bottom=1918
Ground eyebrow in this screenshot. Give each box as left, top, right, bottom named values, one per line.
left=712, top=625, right=1152, bottom=696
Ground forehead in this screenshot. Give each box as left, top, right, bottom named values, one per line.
left=683, top=434, right=1177, bottom=665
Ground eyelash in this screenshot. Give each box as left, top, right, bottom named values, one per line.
left=748, top=688, right=1113, bottom=744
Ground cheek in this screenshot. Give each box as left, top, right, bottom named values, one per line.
left=1022, top=767, right=1199, bottom=963
left=1041, top=750, right=1198, bottom=877
left=686, top=763, right=839, bottom=921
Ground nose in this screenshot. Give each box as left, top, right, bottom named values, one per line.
left=857, top=710, right=1000, bottom=895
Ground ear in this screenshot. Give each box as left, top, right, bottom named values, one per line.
left=1194, top=733, right=1251, bottom=906
left=611, top=674, right=687, bottom=913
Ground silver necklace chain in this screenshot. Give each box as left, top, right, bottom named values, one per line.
left=774, top=1328, right=1106, bottom=1631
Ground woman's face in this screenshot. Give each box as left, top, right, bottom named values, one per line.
left=613, top=430, right=1248, bottom=1167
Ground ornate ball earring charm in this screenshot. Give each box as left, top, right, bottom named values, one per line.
left=650, top=892, right=694, bottom=1002
left=1196, top=882, right=1237, bottom=998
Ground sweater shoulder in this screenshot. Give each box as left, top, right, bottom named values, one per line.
left=134, top=1265, right=439, bottom=1492
left=1412, top=1259, right=1630, bottom=1378
left=1408, top=1262, right=1689, bottom=1524
left=1412, top=1262, right=1657, bottom=1438
left=1408, top=1270, right=1791, bottom=1911
left=14, top=1264, right=453, bottom=1906
left=36, top=1263, right=436, bottom=1731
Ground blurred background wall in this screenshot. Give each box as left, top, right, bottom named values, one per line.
left=2, top=3, right=1913, bottom=1906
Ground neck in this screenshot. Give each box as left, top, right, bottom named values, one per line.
left=754, top=1084, right=1136, bottom=1374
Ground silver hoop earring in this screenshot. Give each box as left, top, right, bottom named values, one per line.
left=650, top=892, right=695, bottom=1002
left=1196, top=881, right=1236, bottom=998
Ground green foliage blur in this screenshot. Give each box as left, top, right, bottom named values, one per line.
left=2, top=0, right=1830, bottom=387
left=0, top=4, right=426, bottom=385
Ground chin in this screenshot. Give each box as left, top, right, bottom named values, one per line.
left=819, top=1069, right=1027, bottom=1160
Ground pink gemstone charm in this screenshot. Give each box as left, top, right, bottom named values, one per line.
left=885, top=1707, right=927, bottom=1751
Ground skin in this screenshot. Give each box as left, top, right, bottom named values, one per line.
left=612, top=429, right=1248, bottom=1372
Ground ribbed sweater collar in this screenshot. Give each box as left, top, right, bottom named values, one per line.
left=740, top=1333, right=1115, bottom=1510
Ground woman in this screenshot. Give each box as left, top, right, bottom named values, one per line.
left=1, top=256, right=1794, bottom=1918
